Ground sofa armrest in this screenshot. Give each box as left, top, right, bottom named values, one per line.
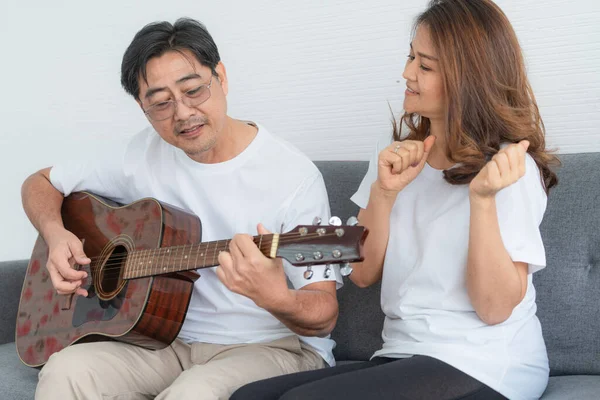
left=0, top=260, right=29, bottom=345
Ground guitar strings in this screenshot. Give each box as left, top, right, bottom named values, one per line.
left=72, top=231, right=347, bottom=264
left=64, top=232, right=358, bottom=279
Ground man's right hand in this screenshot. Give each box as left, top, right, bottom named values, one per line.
left=376, top=136, right=436, bottom=195
left=45, top=228, right=90, bottom=296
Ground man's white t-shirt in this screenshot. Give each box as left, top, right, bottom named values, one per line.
left=351, top=137, right=549, bottom=400
left=50, top=122, right=343, bottom=366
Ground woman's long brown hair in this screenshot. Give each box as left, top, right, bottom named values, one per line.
left=394, top=0, right=558, bottom=192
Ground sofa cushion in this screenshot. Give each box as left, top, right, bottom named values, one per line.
left=542, top=375, right=600, bottom=400
left=0, top=342, right=38, bottom=400
left=535, top=153, right=600, bottom=376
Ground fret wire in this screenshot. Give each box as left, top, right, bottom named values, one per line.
left=194, top=241, right=200, bottom=270
left=144, top=249, right=150, bottom=277
left=136, top=249, right=142, bottom=279
left=131, top=249, right=137, bottom=279
left=139, top=249, right=145, bottom=278
left=184, top=244, right=189, bottom=272
left=126, top=249, right=133, bottom=279
left=137, top=249, right=144, bottom=279
left=157, top=247, right=162, bottom=275
left=187, top=243, right=192, bottom=271
left=141, top=249, right=147, bottom=278
left=123, top=251, right=128, bottom=279
left=213, top=240, right=219, bottom=266
left=144, top=248, right=148, bottom=276
left=162, top=245, right=168, bottom=275
left=151, top=248, right=157, bottom=276
left=136, top=249, right=143, bottom=278
left=180, top=245, right=184, bottom=270
left=130, top=249, right=136, bottom=279
left=174, top=245, right=179, bottom=274
left=134, top=249, right=140, bottom=278
left=178, top=244, right=184, bottom=273
left=152, top=247, right=157, bottom=275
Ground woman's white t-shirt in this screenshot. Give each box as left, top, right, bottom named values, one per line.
left=351, top=138, right=550, bottom=400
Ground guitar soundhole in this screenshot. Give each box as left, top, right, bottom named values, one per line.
left=96, top=245, right=128, bottom=301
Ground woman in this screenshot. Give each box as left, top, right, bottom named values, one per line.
left=232, top=0, right=558, bottom=399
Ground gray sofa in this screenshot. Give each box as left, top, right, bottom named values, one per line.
left=1, top=153, right=599, bottom=399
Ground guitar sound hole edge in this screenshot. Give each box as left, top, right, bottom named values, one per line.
left=95, top=244, right=128, bottom=301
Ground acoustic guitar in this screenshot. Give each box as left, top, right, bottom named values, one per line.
left=15, top=192, right=367, bottom=367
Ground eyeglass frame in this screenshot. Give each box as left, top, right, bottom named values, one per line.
left=142, top=75, right=215, bottom=122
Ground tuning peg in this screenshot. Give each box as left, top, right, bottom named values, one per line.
left=323, top=264, right=332, bottom=279
left=312, top=217, right=322, bottom=226
left=340, top=262, right=353, bottom=277
left=346, top=216, right=359, bottom=226
left=303, top=266, right=314, bottom=280
left=328, top=216, right=342, bottom=226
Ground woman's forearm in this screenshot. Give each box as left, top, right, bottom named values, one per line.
left=349, top=183, right=397, bottom=288
left=467, top=195, right=528, bottom=325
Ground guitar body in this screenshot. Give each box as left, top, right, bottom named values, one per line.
left=15, top=192, right=202, bottom=367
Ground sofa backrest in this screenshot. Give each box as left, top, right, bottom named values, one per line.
left=534, top=153, right=600, bottom=376
left=314, top=161, right=383, bottom=362
left=0, top=259, right=29, bottom=345
left=316, top=153, right=600, bottom=376
left=3, top=155, right=597, bottom=376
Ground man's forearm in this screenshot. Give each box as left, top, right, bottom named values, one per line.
left=21, top=169, right=65, bottom=240
left=262, top=287, right=338, bottom=337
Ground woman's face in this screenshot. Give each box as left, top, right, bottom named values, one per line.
left=402, top=24, right=445, bottom=120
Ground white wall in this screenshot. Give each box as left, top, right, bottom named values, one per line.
left=1, top=0, right=599, bottom=262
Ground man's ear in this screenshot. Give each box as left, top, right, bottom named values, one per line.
left=215, top=61, right=228, bottom=96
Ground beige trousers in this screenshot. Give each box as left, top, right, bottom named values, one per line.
left=35, top=336, right=325, bottom=400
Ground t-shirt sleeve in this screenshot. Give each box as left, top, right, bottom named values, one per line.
left=49, top=133, right=140, bottom=204
left=495, top=154, right=548, bottom=274
left=350, top=136, right=388, bottom=209
left=280, top=171, right=344, bottom=290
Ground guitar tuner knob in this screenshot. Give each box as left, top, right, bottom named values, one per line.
left=312, top=217, right=322, bottom=226
left=328, top=216, right=342, bottom=226
left=304, top=266, right=314, bottom=280
left=323, top=264, right=332, bottom=279
left=346, top=216, right=359, bottom=226
left=340, top=262, right=353, bottom=277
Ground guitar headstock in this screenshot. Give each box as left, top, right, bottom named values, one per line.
left=276, top=216, right=367, bottom=279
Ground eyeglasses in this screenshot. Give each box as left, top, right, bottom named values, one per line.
left=143, top=76, right=214, bottom=121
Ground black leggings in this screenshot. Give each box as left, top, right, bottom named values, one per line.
left=230, top=356, right=507, bottom=400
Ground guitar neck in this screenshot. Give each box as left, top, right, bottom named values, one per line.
left=122, top=234, right=279, bottom=279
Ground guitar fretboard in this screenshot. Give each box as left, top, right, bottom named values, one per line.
left=122, top=234, right=277, bottom=279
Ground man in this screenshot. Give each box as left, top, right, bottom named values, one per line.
left=21, top=18, right=341, bottom=400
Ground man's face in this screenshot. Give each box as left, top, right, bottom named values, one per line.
left=137, top=50, right=228, bottom=158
